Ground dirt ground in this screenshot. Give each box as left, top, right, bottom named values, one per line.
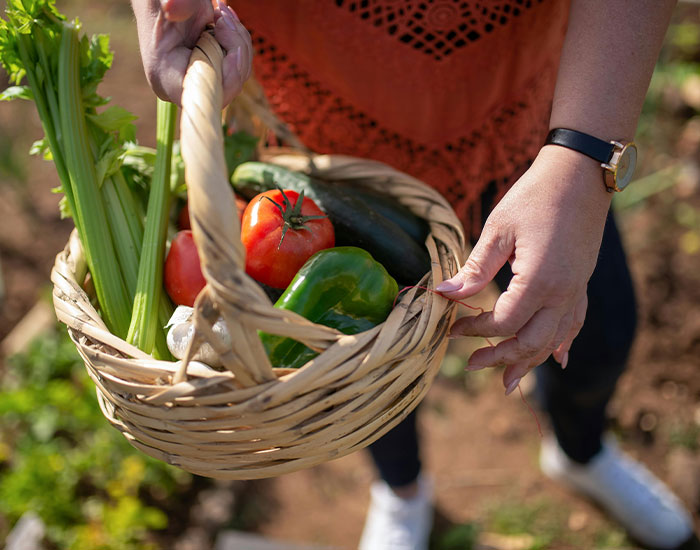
left=0, top=2, right=699, bottom=549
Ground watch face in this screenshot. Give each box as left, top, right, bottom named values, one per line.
left=615, top=143, right=637, bottom=190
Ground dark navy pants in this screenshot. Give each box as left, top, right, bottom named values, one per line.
left=368, top=211, right=637, bottom=487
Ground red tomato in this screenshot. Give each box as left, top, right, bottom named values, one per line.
left=164, top=230, right=206, bottom=307
left=241, top=189, right=335, bottom=289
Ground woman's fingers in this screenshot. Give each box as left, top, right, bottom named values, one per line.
left=553, top=293, right=588, bottom=364
left=450, top=279, right=546, bottom=340
left=502, top=338, right=565, bottom=395
left=135, top=0, right=248, bottom=106
left=149, top=11, right=194, bottom=103
left=464, top=306, right=562, bottom=369
left=153, top=49, right=191, bottom=104
left=161, top=0, right=203, bottom=22
left=436, top=224, right=513, bottom=298
left=214, top=2, right=253, bottom=106
left=461, top=294, right=587, bottom=393
left=502, top=361, right=532, bottom=395
left=461, top=291, right=588, bottom=393
left=547, top=306, right=575, bottom=365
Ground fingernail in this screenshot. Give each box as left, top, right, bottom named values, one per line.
left=561, top=351, right=569, bottom=369
left=436, top=280, right=462, bottom=293
left=221, top=5, right=238, bottom=31
left=505, top=377, right=522, bottom=396
left=465, top=354, right=485, bottom=370
left=236, top=45, right=243, bottom=73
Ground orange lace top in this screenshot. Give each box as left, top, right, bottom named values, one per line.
left=233, top=1, right=571, bottom=233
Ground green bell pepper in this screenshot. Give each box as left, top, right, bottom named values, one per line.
left=261, top=246, right=399, bottom=368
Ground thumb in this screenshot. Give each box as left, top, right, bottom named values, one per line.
left=161, top=0, right=202, bottom=22
left=436, top=228, right=512, bottom=297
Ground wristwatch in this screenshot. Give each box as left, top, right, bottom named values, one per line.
left=545, top=128, right=638, bottom=192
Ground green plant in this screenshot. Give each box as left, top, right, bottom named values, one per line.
left=484, top=497, right=567, bottom=550
left=0, top=325, right=191, bottom=549
left=593, top=527, right=629, bottom=549
left=668, top=420, right=700, bottom=451
left=430, top=522, right=479, bottom=550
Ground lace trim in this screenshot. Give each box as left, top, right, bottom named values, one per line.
left=334, top=0, right=544, bottom=61
left=251, top=33, right=556, bottom=236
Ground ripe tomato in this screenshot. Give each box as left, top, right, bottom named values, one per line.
left=241, top=189, right=335, bottom=289
left=164, top=230, right=207, bottom=307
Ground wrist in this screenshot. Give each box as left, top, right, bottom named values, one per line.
left=545, top=128, right=638, bottom=193
left=536, top=145, right=614, bottom=209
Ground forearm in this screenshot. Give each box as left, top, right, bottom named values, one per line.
left=551, top=0, right=676, bottom=141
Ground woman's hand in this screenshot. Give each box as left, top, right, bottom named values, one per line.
left=131, top=0, right=252, bottom=106
left=443, top=0, right=674, bottom=396
left=437, top=145, right=612, bottom=394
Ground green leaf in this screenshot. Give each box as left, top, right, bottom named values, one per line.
left=0, top=22, right=25, bottom=83
left=50, top=189, right=72, bottom=222
left=88, top=105, right=137, bottom=142
left=95, top=148, right=123, bottom=187
left=80, top=33, right=113, bottom=86
left=29, top=138, right=53, bottom=160
left=0, top=85, right=33, bottom=101
left=223, top=128, right=258, bottom=177
left=57, top=195, right=72, bottom=219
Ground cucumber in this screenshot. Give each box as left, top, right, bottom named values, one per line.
left=232, top=162, right=431, bottom=285
left=334, top=182, right=430, bottom=244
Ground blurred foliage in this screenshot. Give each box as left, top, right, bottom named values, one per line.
left=430, top=522, right=479, bottom=550
left=0, top=326, right=192, bottom=549
left=668, top=419, right=700, bottom=451
left=484, top=498, right=563, bottom=550
left=638, top=9, right=700, bottom=148
left=619, top=6, right=700, bottom=218
left=0, top=131, right=25, bottom=183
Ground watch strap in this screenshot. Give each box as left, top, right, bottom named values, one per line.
left=545, top=128, right=615, bottom=164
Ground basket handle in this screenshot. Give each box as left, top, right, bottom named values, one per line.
left=177, top=32, right=282, bottom=386
left=180, top=32, right=245, bottom=278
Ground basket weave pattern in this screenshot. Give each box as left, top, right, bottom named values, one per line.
left=50, top=34, right=466, bottom=479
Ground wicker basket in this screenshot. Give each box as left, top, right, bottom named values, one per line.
left=50, top=34, right=466, bottom=480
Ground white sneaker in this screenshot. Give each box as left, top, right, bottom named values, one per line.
left=358, top=476, right=433, bottom=550
left=540, top=435, right=695, bottom=549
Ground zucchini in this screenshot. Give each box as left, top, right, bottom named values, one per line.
left=334, top=182, right=430, bottom=244
left=232, top=162, right=431, bottom=285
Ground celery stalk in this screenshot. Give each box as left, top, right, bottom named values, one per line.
left=15, top=33, right=76, bottom=221
left=3, top=4, right=174, bottom=354
left=127, top=99, right=177, bottom=357
left=58, top=24, right=132, bottom=336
